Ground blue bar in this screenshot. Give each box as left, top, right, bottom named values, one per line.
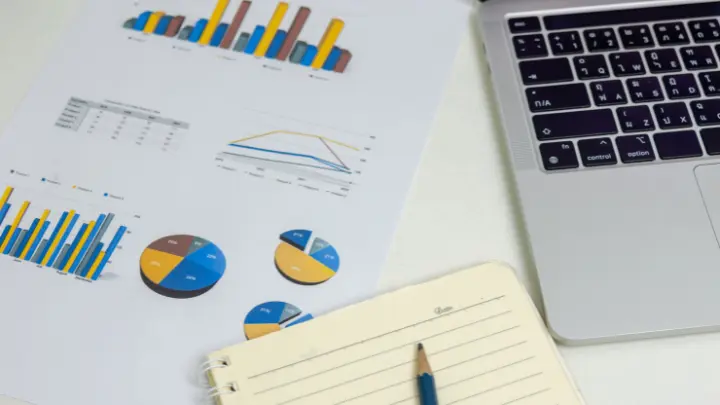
left=210, top=23, right=229, bottom=47
left=265, top=30, right=287, bottom=59
left=133, top=11, right=153, bottom=31
left=94, top=226, right=128, bottom=281
left=25, top=221, right=49, bottom=260
left=79, top=243, right=104, bottom=278
left=47, top=213, right=78, bottom=267
left=323, top=47, right=343, bottom=71
left=188, top=19, right=208, bottom=43
left=68, top=214, right=106, bottom=274
left=300, top=45, right=318, bottom=66
left=0, top=225, right=10, bottom=248
left=13, top=220, right=37, bottom=258
left=0, top=203, right=11, bottom=227
left=37, top=211, right=67, bottom=264
left=244, top=26, right=266, bottom=54
left=154, top=15, right=173, bottom=35
left=57, top=223, right=88, bottom=271
left=3, top=229, right=20, bottom=255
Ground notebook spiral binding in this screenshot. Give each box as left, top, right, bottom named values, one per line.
left=202, top=357, right=239, bottom=402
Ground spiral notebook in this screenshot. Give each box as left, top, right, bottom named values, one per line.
left=204, top=263, right=585, bottom=405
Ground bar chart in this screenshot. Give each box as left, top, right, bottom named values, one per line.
left=123, top=1, right=353, bottom=73
left=0, top=186, right=128, bottom=281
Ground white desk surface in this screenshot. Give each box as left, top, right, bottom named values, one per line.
left=1, top=1, right=719, bottom=404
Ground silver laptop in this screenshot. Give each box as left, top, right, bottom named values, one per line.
left=478, top=0, right=720, bottom=344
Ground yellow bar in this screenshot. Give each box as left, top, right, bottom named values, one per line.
left=63, top=221, right=95, bottom=273
left=199, top=0, right=231, bottom=45
left=0, top=186, right=13, bottom=207
left=0, top=201, right=30, bottom=252
left=21, top=209, right=50, bottom=260
left=254, top=2, right=290, bottom=57
left=311, top=19, right=345, bottom=69
left=143, top=11, right=165, bottom=34
left=41, top=210, right=75, bottom=266
left=84, top=251, right=105, bottom=280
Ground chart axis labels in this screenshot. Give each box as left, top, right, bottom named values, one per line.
left=274, top=229, right=340, bottom=285
left=140, top=235, right=226, bottom=299
left=244, top=301, right=313, bottom=340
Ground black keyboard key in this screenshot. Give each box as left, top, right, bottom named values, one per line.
left=578, top=138, right=617, bottom=167
left=626, top=77, right=664, bottom=103
left=540, top=141, right=579, bottom=170
left=545, top=4, right=720, bottom=31
left=663, top=74, right=701, bottom=99
left=526, top=83, right=590, bottom=112
left=573, top=55, right=610, bottom=80
left=654, top=131, right=703, bottom=160
left=509, top=17, right=542, bottom=33
left=609, top=52, right=646, bottom=76
left=591, top=80, right=628, bottom=106
left=549, top=31, right=584, bottom=55
left=520, top=58, right=573, bottom=85
left=654, top=102, right=692, bottom=129
left=645, top=49, right=681, bottom=73
left=616, top=135, right=656, bottom=163
left=701, top=127, right=720, bottom=155
left=691, top=99, right=720, bottom=126
left=680, top=46, right=718, bottom=70
left=654, top=22, right=690, bottom=46
left=617, top=106, right=655, bottom=133
left=699, top=71, right=720, bottom=96
left=584, top=28, right=620, bottom=52
left=513, top=34, right=548, bottom=59
left=534, top=109, right=617, bottom=140
left=689, top=19, right=720, bottom=43
left=619, top=24, right=654, bottom=48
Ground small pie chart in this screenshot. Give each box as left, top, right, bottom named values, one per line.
left=274, top=229, right=340, bottom=285
left=140, top=235, right=226, bottom=299
left=244, top=301, right=314, bottom=340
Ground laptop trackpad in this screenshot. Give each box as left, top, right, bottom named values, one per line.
left=694, top=164, right=720, bottom=246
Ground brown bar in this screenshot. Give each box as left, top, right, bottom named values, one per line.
left=165, top=16, right=186, bottom=37
left=220, top=1, right=252, bottom=49
left=334, top=50, right=352, bottom=73
left=276, top=7, right=311, bottom=61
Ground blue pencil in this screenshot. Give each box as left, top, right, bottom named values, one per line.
left=417, top=343, right=439, bottom=405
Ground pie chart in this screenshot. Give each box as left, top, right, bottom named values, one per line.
left=244, top=301, right=314, bottom=340
left=140, top=235, right=226, bottom=299
left=274, top=229, right=340, bottom=285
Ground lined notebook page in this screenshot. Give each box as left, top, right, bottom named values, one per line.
left=207, top=263, right=584, bottom=405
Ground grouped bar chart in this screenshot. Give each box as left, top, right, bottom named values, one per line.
left=0, top=186, right=128, bottom=281
left=124, top=1, right=353, bottom=73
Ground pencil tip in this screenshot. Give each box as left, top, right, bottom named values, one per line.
left=417, top=343, right=424, bottom=350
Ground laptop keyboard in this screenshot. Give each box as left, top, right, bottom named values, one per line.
left=508, top=1, right=720, bottom=171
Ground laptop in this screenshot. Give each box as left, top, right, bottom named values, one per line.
left=478, top=0, right=720, bottom=344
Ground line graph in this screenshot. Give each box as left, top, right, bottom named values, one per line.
left=213, top=109, right=373, bottom=197
left=226, top=130, right=358, bottom=174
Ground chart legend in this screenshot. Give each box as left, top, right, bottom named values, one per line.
left=0, top=186, right=128, bottom=281
left=244, top=301, right=313, bottom=340
left=140, top=235, right=226, bottom=299
left=123, top=1, right=353, bottom=73
left=275, top=229, right=339, bottom=285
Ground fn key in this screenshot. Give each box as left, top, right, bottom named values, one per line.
left=540, top=141, right=579, bottom=170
